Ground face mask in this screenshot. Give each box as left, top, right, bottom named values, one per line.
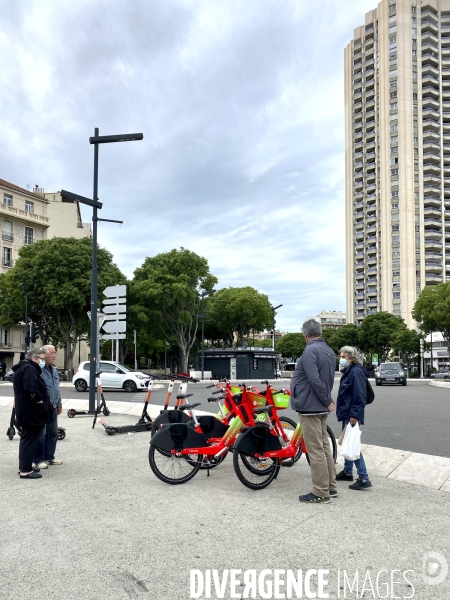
left=339, top=358, right=349, bottom=369
left=39, top=359, right=45, bottom=368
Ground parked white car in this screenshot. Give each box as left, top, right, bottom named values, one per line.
left=72, top=361, right=150, bottom=393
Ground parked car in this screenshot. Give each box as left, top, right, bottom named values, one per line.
left=430, top=370, right=450, bottom=380
left=375, top=362, right=407, bottom=386
left=72, top=361, right=150, bottom=392
left=4, top=369, right=14, bottom=382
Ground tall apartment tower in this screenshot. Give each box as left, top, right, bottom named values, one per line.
left=345, top=0, right=450, bottom=329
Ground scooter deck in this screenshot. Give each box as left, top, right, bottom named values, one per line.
left=101, top=421, right=153, bottom=435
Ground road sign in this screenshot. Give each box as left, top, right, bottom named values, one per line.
left=101, top=333, right=127, bottom=340
left=103, top=304, right=126, bottom=314
left=102, top=320, right=126, bottom=333
left=102, top=285, right=126, bottom=335
left=103, top=285, right=126, bottom=298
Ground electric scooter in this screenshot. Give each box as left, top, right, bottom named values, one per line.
left=98, top=378, right=159, bottom=435
left=7, top=406, right=67, bottom=440
left=67, top=371, right=110, bottom=421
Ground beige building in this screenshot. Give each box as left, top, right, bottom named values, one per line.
left=345, top=0, right=450, bottom=328
left=317, top=310, right=347, bottom=329
left=0, top=179, right=91, bottom=370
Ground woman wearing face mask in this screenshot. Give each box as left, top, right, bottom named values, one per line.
left=335, top=346, right=372, bottom=490
left=12, top=348, right=50, bottom=479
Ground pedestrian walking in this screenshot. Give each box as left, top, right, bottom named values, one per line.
left=13, top=349, right=50, bottom=479
left=290, top=319, right=337, bottom=504
left=336, top=346, right=372, bottom=490
left=34, top=345, right=63, bottom=469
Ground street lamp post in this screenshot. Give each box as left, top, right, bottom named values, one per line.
left=20, top=284, right=29, bottom=353
left=271, top=303, right=283, bottom=378
left=200, top=289, right=216, bottom=380
left=165, top=341, right=169, bottom=375
left=87, top=128, right=143, bottom=412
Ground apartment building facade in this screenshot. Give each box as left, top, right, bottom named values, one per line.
left=345, top=0, right=450, bottom=328
left=0, top=179, right=91, bottom=369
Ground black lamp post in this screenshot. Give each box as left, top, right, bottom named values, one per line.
left=200, top=289, right=216, bottom=380
left=19, top=284, right=29, bottom=353
left=272, top=303, right=282, bottom=378
left=61, top=128, right=143, bottom=412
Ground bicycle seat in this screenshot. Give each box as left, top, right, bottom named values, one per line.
left=208, top=396, right=225, bottom=402
left=254, top=406, right=274, bottom=414
left=178, top=403, right=201, bottom=411
left=176, top=393, right=193, bottom=400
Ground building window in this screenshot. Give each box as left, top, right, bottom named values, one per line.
left=414, top=137, right=418, bottom=144
left=25, top=200, right=34, bottom=213
left=391, top=102, right=398, bottom=110
left=390, top=91, right=397, bottom=98
left=389, top=37, right=396, bottom=45
left=389, top=2, right=396, bottom=8
left=392, top=202, right=399, bottom=208
left=392, top=235, right=400, bottom=243
left=412, top=49, right=417, bottom=56
left=412, top=71, right=417, bottom=78
left=411, top=28, right=416, bottom=35
left=411, top=6, right=416, bottom=12
left=390, top=124, right=398, bottom=132
left=393, top=292, right=400, bottom=298
left=392, top=191, right=399, bottom=197
left=390, top=157, right=399, bottom=165
left=2, top=221, right=13, bottom=242
left=389, top=26, right=397, bottom=34
left=412, top=17, right=416, bottom=24
left=2, top=247, right=12, bottom=267
left=24, top=227, right=33, bottom=245
left=391, top=169, right=398, bottom=175
left=3, top=194, right=13, bottom=207
left=392, top=225, right=399, bottom=231
left=391, top=135, right=398, bottom=142
left=391, top=146, right=398, bottom=154
left=393, top=271, right=400, bottom=277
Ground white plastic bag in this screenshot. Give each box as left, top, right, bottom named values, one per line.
left=339, top=422, right=361, bottom=461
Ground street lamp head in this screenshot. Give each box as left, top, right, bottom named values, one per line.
left=89, top=133, right=144, bottom=144
left=60, top=189, right=103, bottom=210
left=272, top=304, right=283, bottom=311
left=201, top=289, right=216, bottom=298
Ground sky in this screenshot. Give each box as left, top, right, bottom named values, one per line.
left=0, top=0, right=377, bottom=332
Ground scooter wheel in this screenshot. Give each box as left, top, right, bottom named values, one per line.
left=67, top=409, right=76, bottom=418
left=57, top=429, right=66, bottom=440
left=102, top=407, right=110, bottom=417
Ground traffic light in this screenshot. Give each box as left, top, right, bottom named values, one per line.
left=30, top=324, right=40, bottom=343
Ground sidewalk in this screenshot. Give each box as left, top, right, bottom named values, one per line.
left=1, top=404, right=449, bottom=600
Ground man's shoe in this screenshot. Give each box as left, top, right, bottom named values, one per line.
left=19, top=471, right=42, bottom=479
left=349, top=478, right=372, bottom=490
left=336, top=470, right=353, bottom=481
left=299, top=492, right=330, bottom=504
left=47, top=459, right=63, bottom=465
left=34, top=462, right=48, bottom=469
left=19, top=467, right=40, bottom=474
left=329, top=490, right=338, bottom=498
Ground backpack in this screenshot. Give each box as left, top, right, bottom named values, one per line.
left=366, top=378, right=375, bottom=405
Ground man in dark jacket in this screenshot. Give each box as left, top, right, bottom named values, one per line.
left=13, top=349, right=50, bottom=479
left=290, top=319, right=337, bottom=504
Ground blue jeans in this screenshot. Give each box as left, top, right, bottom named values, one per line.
left=35, top=405, right=58, bottom=462
left=342, top=421, right=369, bottom=481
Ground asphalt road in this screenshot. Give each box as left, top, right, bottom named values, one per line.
left=2, top=378, right=449, bottom=458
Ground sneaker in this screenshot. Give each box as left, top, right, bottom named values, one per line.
left=349, top=478, right=372, bottom=490
left=336, top=470, right=353, bottom=481
left=34, top=462, right=48, bottom=469
left=329, top=490, right=338, bottom=498
left=47, top=459, right=63, bottom=465
left=299, top=492, right=330, bottom=504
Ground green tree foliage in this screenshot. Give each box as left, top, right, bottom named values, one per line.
left=276, top=333, right=306, bottom=360
left=132, top=248, right=217, bottom=372
left=0, top=238, right=125, bottom=371
left=391, top=328, right=423, bottom=371
left=322, top=324, right=361, bottom=354
left=204, top=287, right=273, bottom=348
left=412, top=283, right=450, bottom=352
left=358, top=311, right=406, bottom=363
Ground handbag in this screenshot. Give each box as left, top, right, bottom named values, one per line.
left=339, top=422, right=361, bottom=461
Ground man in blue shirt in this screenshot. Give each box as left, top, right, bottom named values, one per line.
left=34, top=345, right=63, bottom=468
left=290, top=319, right=336, bottom=504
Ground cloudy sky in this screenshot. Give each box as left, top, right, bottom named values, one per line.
left=0, top=0, right=376, bottom=332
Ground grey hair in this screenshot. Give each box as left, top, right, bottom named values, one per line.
left=340, top=346, right=362, bottom=364
left=301, top=319, right=322, bottom=338
left=26, top=348, right=43, bottom=360
left=40, top=345, right=54, bottom=354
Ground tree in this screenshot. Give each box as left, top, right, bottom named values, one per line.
left=391, top=328, right=422, bottom=372
left=276, top=333, right=306, bottom=361
left=0, top=237, right=125, bottom=372
left=358, top=312, right=407, bottom=363
left=204, top=287, right=273, bottom=347
left=132, top=248, right=217, bottom=372
left=412, top=283, right=450, bottom=353
left=328, top=324, right=361, bottom=354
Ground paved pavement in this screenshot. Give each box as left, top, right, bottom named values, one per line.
left=1, top=397, right=450, bottom=599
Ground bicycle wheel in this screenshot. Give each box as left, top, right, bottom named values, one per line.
left=148, top=445, right=202, bottom=485
left=305, top=425, right=337, bottom=466
left=233, top=450, right=280, bottom=490
left=277, top=416, right=302, bottom=463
